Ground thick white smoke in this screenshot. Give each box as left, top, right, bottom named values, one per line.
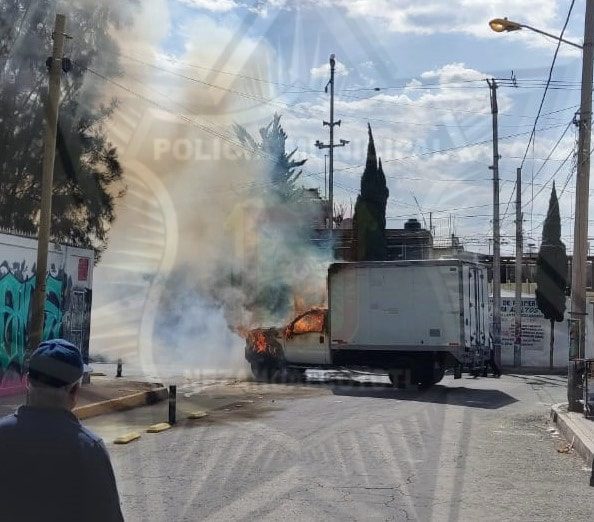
left=88, top=4, right=331, bottom=374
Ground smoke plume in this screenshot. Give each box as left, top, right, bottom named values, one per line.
left=88, top=5, right=331, bottom=374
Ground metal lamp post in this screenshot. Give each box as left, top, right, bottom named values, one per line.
left=490, top=5, right=593, bottom=411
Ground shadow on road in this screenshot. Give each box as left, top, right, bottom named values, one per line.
left=329, top=383, right=518, bottom=410
left=504, top=374, right=566, bottom=387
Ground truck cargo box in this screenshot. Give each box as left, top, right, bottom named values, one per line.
left=328, top=260, right=489, bottom=365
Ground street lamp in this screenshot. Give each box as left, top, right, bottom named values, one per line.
left=488, top=17, right=583, bottom=49
left=489, top=10, right=593, bottom=412
left=489, top=18, right=522, bottom=33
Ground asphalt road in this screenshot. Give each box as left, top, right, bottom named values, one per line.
left=86, top=373, right=594, bottom=522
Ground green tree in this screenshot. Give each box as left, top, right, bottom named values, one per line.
left=535, top=183, right=568, bottom=369
left=234, top=113, right=306, bottom=202
left=0, top=1, right=133, bottom=258
left=228, top=114, right=313, bottom=322
left=352, top=124, right=389, bottom=261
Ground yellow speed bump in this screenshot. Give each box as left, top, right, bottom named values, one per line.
left=147, top=422, right=172, bottom=433
left=187, top=411, right=208, bottom=420
left=113, top=432, right=141, bottom=445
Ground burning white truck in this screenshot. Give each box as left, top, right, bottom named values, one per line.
left=245, top=260, right=495, bottom=388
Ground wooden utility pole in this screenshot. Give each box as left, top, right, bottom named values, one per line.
left=29, top=14, right=67, bottom=352
left=487, top=78, right=502, bottom=368
left=316, top=54, right=349, bottom=231
left=514, top=167, right=523, bottom=368
left=569, top=0, right=594, bottom=412
left=328, top=54, right=336, bottom=230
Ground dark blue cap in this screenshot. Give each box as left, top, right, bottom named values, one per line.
left=28, top=339, right=84, bottom=388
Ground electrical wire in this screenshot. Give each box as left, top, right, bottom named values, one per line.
left=76, top=58, right=575, bottom=207
left=522, top=146, right=575, bottom=210
left=79, top=49, right=588, bottom=232
left=111, top=51, right=584, bottom=95
left=75, top=62, right=334, bottom=196
left=329, top=121, right=568, bottom=175
left=519, top=0, right=576, bottom=169
left=500, top=118, right=574, bottom=224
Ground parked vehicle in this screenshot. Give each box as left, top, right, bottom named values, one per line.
left=246, top=260, right=495, bottom=387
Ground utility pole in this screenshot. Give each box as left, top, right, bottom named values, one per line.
left=324, top=154, right=328, bottom=200
left=29, top=14, right=67, bottom=353
left=316, top=54, right=349, bottom=231
left=487, top=78, right=502, bottom=368
left=514, top=167, right=523, bottom=368
left=569, top=0, right=594, bottom=412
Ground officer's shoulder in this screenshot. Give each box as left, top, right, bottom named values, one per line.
left=0, top=412, right=18, bottom=429
left=77, top=423, right=105, bottom=448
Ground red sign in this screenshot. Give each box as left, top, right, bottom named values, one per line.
left=78, top=257, right=90, bottom=281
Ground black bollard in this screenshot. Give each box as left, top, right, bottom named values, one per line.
left=168, top=385, right=177, bottom=425
left=116, top=359, right=122, bottom=378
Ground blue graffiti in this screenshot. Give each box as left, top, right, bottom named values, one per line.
left=0, top=266, right=64, bottom=372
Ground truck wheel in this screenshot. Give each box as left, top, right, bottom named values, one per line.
left=250, top=362, right=279, bottom=382
left=286, top=368, right=306, bottom=383
left=388, top=371, right=407, bottom=389
left=417, top=366, right=444, bottom=389
left=432, top=367, right=445, bottom=385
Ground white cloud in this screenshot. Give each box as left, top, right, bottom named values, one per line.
left=331, top=0, right=560, bottom=37
left=226, top=0, right=580, bottom=50
left=420, top=62, right=485, bottom=83
left=269, top=60, right=580, bottom=252
left=178, top=0, right=238, bottom=12
left=310, top=59, right=349, bottom=79
left=175, top=0, right=582, bottom=59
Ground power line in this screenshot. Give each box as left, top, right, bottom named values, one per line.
left=1, top=2, right=32, bottom=59
left=338, top=80, right=582, bottom=94
left=115, top=52, right=584, bottom=95
left=333, top=90, right=581, bottom=119
left=522, top=146, right=575, bottom=210
left=108, top=51, right=509, bottom=122
left=493, top=0, right=577, bottom=232
left=76, top=63, right=332, bottom=195
left=103, top=48, right=588, bottom=140
left=523, top=120, right=575, bottom=190
left=500, top=118, right=575, bottom=224
left=329, top=121, right=569, bottom=175
left=519, top=0, right=576, bottom=169
left=78, top=55, right=588, bottom=222
left=82, top=55, right=573, bottom=202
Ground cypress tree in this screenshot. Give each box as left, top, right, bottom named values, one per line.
left=352, top=125, right=389, bottom=261
left=535, top=183, right=568, bottom=369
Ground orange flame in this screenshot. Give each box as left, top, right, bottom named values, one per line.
left=246, top=328, right=282, bottom=356
left=285, top=308, right=327, bottom=338
left=250, top=330, right=268, bottom=354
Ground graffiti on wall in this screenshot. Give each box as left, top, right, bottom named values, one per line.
left=0, top=260, right=89, bottom=377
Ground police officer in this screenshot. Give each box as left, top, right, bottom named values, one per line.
left=0, top=339, right=124, bottom=522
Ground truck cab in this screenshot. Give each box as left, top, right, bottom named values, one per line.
left=283, top=309, right=330, bottom=366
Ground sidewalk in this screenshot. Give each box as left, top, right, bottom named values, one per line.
left=0, top=376, right=167, bottom=420
left=551, top=403, right=594, bottom=473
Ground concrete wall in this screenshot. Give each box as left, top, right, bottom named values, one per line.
left=497, top=291, right=594, bottom=369
left=0, top=232, right=94, bottom=377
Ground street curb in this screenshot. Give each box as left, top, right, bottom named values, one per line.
left=74, top=386, right=168, bottom=420
left=550, top=403, right=594, bottom=465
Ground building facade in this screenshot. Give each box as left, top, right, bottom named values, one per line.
left=0, top=231, right=94, bottom=382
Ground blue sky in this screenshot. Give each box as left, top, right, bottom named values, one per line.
left=118, top=0, right=589, bottom=254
